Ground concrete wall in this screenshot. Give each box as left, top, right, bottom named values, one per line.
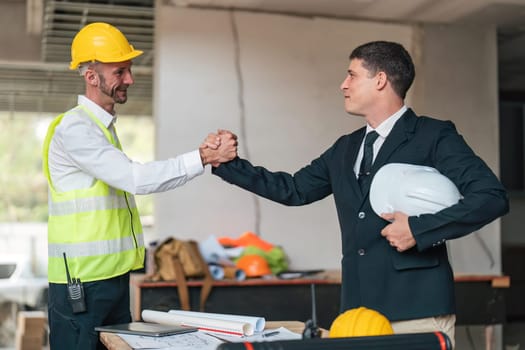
left=0, top=1, right=40, bottom=61
left=0, top=1, right=507, bottom=276
left=417, top=24, right=502, bottom=274
left=153, top=6, right=502, bottom=274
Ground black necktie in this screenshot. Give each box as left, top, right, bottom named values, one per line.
left=358, top=131, right=379, bottom=192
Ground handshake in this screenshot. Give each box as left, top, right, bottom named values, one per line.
left=199, top=129, right=238, bottom=167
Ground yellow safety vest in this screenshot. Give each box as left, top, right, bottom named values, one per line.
left=42, top=105, right=145, bottom=283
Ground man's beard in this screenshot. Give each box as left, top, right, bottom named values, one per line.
left=98, top=74, right=128, bottom=104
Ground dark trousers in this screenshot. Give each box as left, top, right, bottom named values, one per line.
left=48, top=273, right=131, bottom=350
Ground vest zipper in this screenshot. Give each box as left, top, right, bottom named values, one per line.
left=124, top=192, right=138, bottom=248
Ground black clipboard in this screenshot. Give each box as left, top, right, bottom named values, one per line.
left=95, top=322, right=198, bottom=337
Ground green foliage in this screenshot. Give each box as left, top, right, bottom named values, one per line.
left=0, top=112, right=154, bottom=222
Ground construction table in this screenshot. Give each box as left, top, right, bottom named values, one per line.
left=131, top=271, right=510, bottom=328
left=100, top=320, right=311, bottom=350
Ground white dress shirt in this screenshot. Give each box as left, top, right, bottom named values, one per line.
left=48, top=95, right=204, bottom=194
left=354, top=105, right=407, bottom=177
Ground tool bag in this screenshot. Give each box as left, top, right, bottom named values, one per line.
left=151, top=237, right=213, bottom=311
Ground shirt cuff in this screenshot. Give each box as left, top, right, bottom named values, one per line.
left=183, top=149, right=205, bottom=178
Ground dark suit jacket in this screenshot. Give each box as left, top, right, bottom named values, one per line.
left=212, top=109, right=509, bottom=321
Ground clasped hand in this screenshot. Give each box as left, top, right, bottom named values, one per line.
left=199, top=129, right=238, bottom=167
left=380, top=212, right=416, bottom=252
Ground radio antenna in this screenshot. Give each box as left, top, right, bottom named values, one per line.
left=311, top=284, right=318, bottom=327
left=63, top=252, right=72, bottom=284
left=302, top=283, right=321, bottom=338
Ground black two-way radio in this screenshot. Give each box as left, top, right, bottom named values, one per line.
left=302, top=283, right=322, bottom=339
left=63, top=252, right=86, bottom=313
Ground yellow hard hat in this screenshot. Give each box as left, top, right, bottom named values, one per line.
left=69, top=22, right=143, bottom=70
left=329, top=307, right=394, bottom=338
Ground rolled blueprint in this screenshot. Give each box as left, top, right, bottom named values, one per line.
left=169, top=309, right=265, bottom=333
left=209, top=264, right=246, bottom=281
left=223, top=266, right=246, bottom=281
left=209, top=265, right=225, bottom=280
left=142, top=309, right=258, bottom=336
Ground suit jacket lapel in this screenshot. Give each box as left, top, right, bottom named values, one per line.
left=344, top=127, right=366, bottom=203
left=367, top=109, right=418, bottom=189
left=344, top=109, right=418, bottom=205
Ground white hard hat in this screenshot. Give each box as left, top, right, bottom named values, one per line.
left=370, top=163, right=462, bottom=217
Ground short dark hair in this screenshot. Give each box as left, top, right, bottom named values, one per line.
left=350, top=41, right=415, bottom=99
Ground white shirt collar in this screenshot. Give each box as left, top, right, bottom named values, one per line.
left=366, top=105, right=407, bottom=138
left=77, top=95, right=116, bottom=129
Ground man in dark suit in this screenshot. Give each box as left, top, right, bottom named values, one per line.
left=212, top=41, right=508, bottom=346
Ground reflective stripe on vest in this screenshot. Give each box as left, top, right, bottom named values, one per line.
left=48, top=188, right=132, bottom=216
left=43, top=106, right=145, bottom=283
left=48, top=232, right=144, bottom=258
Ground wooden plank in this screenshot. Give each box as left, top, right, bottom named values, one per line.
left=454, top=274, right=511, bottom=287
left=100, top=332, right=131, bottom=350
left=491, top=276, right=511, bottom=288
left=135, top=273, right=509, bottom=288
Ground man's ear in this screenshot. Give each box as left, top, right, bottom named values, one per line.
left=85, top=70, right=99, bottom=86
left=376, top=71, right=388, bottom=90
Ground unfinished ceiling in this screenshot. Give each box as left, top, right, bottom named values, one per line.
left=0, top=0, right=524, bottom=115
left=0, top=0, right=154, bottom=115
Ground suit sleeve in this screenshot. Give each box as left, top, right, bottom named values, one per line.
left=409, top=121, right=509, bottom=251
left=211, top=152, right=334, bottom=206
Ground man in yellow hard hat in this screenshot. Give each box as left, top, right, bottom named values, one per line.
left=42, top=22, right=236, bottom=349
